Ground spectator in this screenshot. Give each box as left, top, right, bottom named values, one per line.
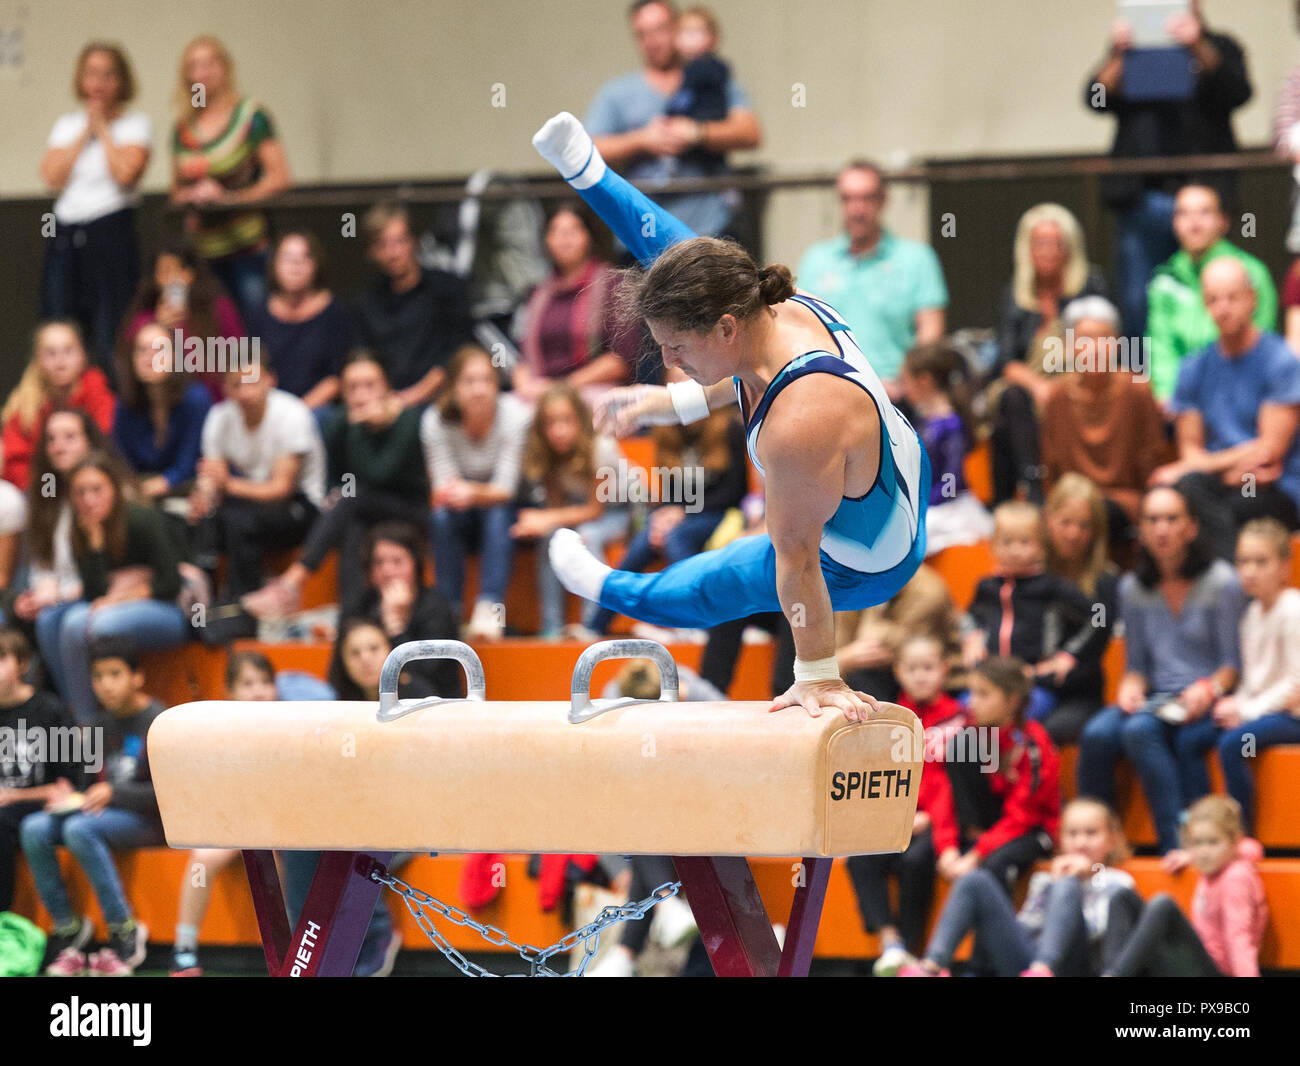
left=990, top=203, right=1108, bottom=503
left=1146, top=184, right=1276, bottom=403
left=1282, top=258, right=1300, bottom=353
left=22, top=636, right=165, bottom=976
left=513, top=204, right=634, bottom=410
left=1152, top=256, right=1300, bottom=559
left=1076, top=485, right=1245, bottom=862
left=422, top=346, right=531, bottom=639
left=900, top=343, right=993, bottom=552
left=35, top=454, right=190, bottom=724
left=1040, top=296, right=1168, bottom=543
left=1177, top=519, right=1300, bottom=834
left=242, top=230, right=352, bottom=412
left=663, top=6, right=730, bottom=176
left=1085, top=2, right=1252, bottom=335
left=39, top=42, right=150, bottom=370
left=796, top=160, right=947, bottom=395
left=353, top=201, right=475, bottom=410
left=243, top=351, right=425, bottom=619
left=513, top=384, right=631, bottom=637
left=1040, top=474, right=1121, bottom=744
left=585, top=0, right=760, bottom=243
left=169, top=35, right=291, bottom=319
left=190, top=356, right=325, bottom=604
left=1272, top=2, right=1300, bottom=254
left=111, top=322, right=211, bottom=501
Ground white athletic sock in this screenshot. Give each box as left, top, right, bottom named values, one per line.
left=549, top=528, right=611, bottom=603
left=532, top=112, right=606, bottom=190
left=175, top=923, right=198, bottom=953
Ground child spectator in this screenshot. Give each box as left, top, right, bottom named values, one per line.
left=662, top=6, right=730, bottom=175
left=898, top=798, right=1134, bottom=977
left=850, top=634, right=961, bottom=974
left=961, top=500, right=1095, bottom=726
left=35, top=452, right=189, bottom=724
left=1177, top=518, right=1300, bottom=833
left=111, top=322, right=211, bottom=501
left=899, top=343, right=993, bottom=554
left=937, top=656, right=1060, bottom=892
left=0, top=628, right=80, bottom=916
left=1105, top=796, right=1267, bottom=977
left=512, top=384, right=631, bottom=636
left=21, top=636, right=165, bottom=976
left=422, top=345, right=532, bottom=639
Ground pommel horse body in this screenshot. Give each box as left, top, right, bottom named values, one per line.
left=147, top=640, right=922, bottom=977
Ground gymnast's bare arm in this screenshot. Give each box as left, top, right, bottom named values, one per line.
left=593, top=378, right=735, bottom=438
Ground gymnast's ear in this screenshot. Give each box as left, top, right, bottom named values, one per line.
left=715, top=313, right=739, bottom=342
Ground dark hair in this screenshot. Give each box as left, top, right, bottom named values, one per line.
left=974, top=656, right=1032, bottom=721
left=628, top=0, right=678, bottom=18
left=1133, top=485, right=1214, bottom=588
left=26, top=409, right=114, bottom=569
left=120, top=243, right=224, bottom=364
left=74, top=41, right=136, bottom=104
left=341, top=347, right=387, bottom=381
left=226, top=650, right=275, bottom=691
left=268, top=229, right=329, bottom=295
left=68, top=451, right=132, bottom=563
left=0, top=626, right=33, bottom=666
left=363, top=521, right=429, bottom=590
left=328, top=617, right=390, bottom=701
left=88, top=635, right=140, bottom=672
left=902, top=343, right=975, bottom=449
left=115, top=320, right=191, bottom=413
left=546, top=201, right=614, bottom=266
left=620, top=236, right=794, bottom=333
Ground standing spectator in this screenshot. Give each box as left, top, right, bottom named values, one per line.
left=353, top=201, right=475, bottom=410
left=422, top=346, right=531, bottom=638
left=796, top=161, right=947, bottom=396
left=39, top=42, right=150, bottom=370
left=1084, top=2, right=1252, bottom=335
left=1146, top=184, right=1276, bottom=403
left=242, top=230, right=352, bottom=411
left=990, top=203, right=1108, bottom=503
left=585, top=0, right=760, bottom=243
left=1151, top=257, right=1300, bottom=559
left=513, top=204, right=634, bottom=410
left=1076, top=485, right=1245, bottom=862
left=1273, top=2, right=1300, bottom=254
left=169, top=35, right=291, bottom=319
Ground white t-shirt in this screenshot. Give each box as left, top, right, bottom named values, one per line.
left=47, top=110, right=151, bottom=224
left=200, top=389, right=326, bottom=507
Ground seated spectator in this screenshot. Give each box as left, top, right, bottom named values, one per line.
left=1152, top=257, right=1300, bottom=559
left=1077, top=485, right=1245, bottom=863
left=1104, top=796, right=1266, bottom=977
left=1176, top=519, right=1300, bottom=835
left=662, top=6, right=730, bottom=176
left=960, top=500, right=1094, bottom=727
left=242, top=230, right=351, bottom=411
left=1040, top=296, right=1168, bottom=543
left=1282, top=258, right=1300, bottom=353
left=512, top=384, right=631, bottom=637
left=357, top=522, right=461, bottom=697
left=422, top=346, right=531, bottom=639
left=587, top=408, right=748, bottom=637
left=111, top=322, right=211, bottom=501
left=899, top=343, right=993, bottom=553
left=190, top=355, right=325, bottom=604
left=353, top=201, right=474, bottom=410
left=1040, top=474, right=1120, bottom=744
left=1146, top=184, right=1276, bottom=403
left=39, top=41, right=151, bottom=370
left=22, top=636, right=165, bottom=976
left=0, top=628, right=79, bottom=917
left=122, top=242, right=244, bottom=401
left=35, top=453, right=190, bottom=725
left=243, top=351, right=427, bottom=619
left=0, top=321, right=116, bottom=589
left=513, top=204, right=634, bottom=410
left=796, top=160, right=947, bottom=397
left=1273, top=9, right=1300, bottom=255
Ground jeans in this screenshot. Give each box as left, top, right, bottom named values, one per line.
left=208, top=247, right=270, bottom=324
left=536, top=508, right=630, bottom=634
left=1114, top=189, right=1178, bottom=336
left=35, top=598, right=190, bottom=725
left=430, top=504, right=516, bottom=616
left=1180, top=711, right=1300, bottom=834
left=20, top=808, right=165, bottom=928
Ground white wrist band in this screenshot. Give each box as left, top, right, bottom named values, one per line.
left=667, top=380, right=711, bottom=424
left=794, top=656, right=842, bottom=683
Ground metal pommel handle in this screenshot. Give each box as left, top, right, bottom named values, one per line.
left=377, top=640, right=486, bottom=722
left=569, top=639, right=679, bottom=724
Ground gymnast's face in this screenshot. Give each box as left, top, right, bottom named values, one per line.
left=648, top=317, right=736, bottom=386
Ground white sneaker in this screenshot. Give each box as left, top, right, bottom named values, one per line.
left=648, top=895, right=698, bottom=950
left=463, top=600, right=504, bottom=640
left=584, top=946, right=636, bottom=977
left=873, top=944, right=918, bottom=977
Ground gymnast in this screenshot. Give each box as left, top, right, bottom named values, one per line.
left=532, top=113, right=931, bottom=724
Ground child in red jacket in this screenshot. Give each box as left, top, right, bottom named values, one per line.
left=849, top=634, right=963, bottom=975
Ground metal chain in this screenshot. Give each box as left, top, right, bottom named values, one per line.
left=370, top=865, right=681, bottom=977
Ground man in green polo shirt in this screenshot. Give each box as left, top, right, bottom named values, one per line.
left=795, top=160, right=948, bottom=395
left=1146, top=183, right=1277, bottom=403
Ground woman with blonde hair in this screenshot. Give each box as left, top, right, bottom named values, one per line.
left=169, top=34, right=290, bottom=318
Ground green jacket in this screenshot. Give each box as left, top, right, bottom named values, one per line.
left=1145, top=239, right=1277, bottom=401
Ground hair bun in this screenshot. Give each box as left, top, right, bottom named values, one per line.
left=757, top=263, right=795, bottom=305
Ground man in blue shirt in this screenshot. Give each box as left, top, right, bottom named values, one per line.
left=795, top=161, right=948, bottom=396
left=1154, top=256, right=1300, bottom=558
left=585, top=0, right=761, bottom=241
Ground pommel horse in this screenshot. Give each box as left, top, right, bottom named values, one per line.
left=147, top=640, right=922, bottom=977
